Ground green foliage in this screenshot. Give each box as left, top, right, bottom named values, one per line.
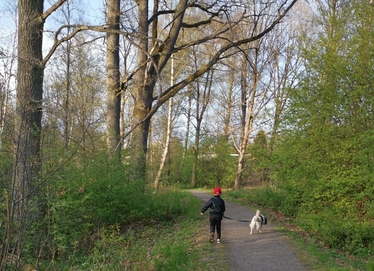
left=367, top=262, right=374, bottom=271
left=196, top=136, right=237, bottom=188
left=177, top=151, right=194, bottom=187
left=246, top=130, right=271, bottom=186
left=152, top=220, right=200, bottom=271
left=27, top=154, right=199, bottom=264
left=36, top=185, right=212, bottom=270
left=0, top=144, right=12, bottom=237
left=259, top=0, right=374, bottom=258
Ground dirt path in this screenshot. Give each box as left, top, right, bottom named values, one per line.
left=190, top=190, right=308, bottom=271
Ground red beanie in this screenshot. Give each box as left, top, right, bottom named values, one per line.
left=213, top=187, right=222, bottom=195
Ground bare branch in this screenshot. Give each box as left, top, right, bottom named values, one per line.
left=41, top=0, right=67, bottom=21
left=141, top=0, right=299, bottom=122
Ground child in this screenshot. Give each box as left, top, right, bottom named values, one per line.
left=200, top=187, right=226, bottom=243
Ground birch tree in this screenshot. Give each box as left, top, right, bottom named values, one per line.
left=154, top=57, right=174, bottom=189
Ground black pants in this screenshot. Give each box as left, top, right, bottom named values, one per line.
left=209, top=214, right=223, bottom=238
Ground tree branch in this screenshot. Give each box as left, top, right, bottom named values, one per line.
left=145, top=0, right=298, bottom=121
left=41, top=0, right=67, bottom=21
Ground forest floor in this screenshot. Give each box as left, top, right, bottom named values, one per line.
left=190, top=190, right=315, bottom=271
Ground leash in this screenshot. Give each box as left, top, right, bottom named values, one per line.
left=223, top=215, right=250, bottom=223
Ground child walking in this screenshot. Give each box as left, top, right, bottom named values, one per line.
left=200, top=187, right=226, bottom=243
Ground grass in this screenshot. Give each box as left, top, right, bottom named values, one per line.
left=37, top=187, right=371, bottom=270
left=37, top=191, right=229, bottom=271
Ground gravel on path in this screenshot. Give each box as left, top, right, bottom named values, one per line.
left=190, top=190, right=308, bottom=271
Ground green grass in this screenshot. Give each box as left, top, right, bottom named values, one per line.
left=35, top=185, right=370, bottom=270
left=36, top=191, right=229, bottom=271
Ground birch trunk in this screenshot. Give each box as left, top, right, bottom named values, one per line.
left=154, top=97, right=173, bottom=189
left=154, top=56, right=174, bottom=189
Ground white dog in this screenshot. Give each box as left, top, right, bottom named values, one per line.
left=249, top=209, right=267, bottom=234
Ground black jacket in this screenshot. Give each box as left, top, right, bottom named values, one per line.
left=201, top=196, right=225, bottom=216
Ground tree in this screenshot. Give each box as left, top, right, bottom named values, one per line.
left=154, top=57, right=174, bottom=189
left=7, top=0, right=45, bottom=267
left=105, top=0, right=121, bottom=158
left=231, top=35, right=274, bottom=189
left=126, top=0, right=298, bottom=182
left=45, top=32, right=106, bottom=153
left=274, top=0, right=374, bottom=219
left=191, top=68, right=214, bottom=187
left=2, top=0, right=97, bottom=267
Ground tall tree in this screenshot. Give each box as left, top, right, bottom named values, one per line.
left=10, top=1, right=47, bottom=267
left=232, top=36, right=274, bottom=189
left=127, top=0, right=298, bottom=182
left=106, top=0, right=121, bottom=158
left=190, top=68, right=214, bottom=187
left=154, top=57, right=174, bottom=189
left=3, top=0, right=80, bottom=268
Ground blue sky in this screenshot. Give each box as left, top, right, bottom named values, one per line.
left=0, top=0, right=106, bottom=35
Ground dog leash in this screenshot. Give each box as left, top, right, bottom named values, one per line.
left=223, top=215, right=250, bottom=223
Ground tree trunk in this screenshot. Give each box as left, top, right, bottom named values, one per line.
left=179, top=86, right=192, bottom=180
left=190, top=69, right=213, bottom=187
left=4, top=0, right=45, bottom=268
left=106, top=0, right=121, bottom=159
left=154, top=98, right=173, bottom=189
left=190, top=123, right=200, bottom=187
left=63, top=39, right=72, bottom=149
left=154, top=57, right=174, bottom=189
left=223, top=69, right=234, bottom=141
left=234, top=59, right=257, bottom=190
left=130, top=0, right=150, bottom=181
left=0, top=69, right=11, bottom=151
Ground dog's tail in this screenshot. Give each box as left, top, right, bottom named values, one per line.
left=254, top=209, right=260, bottom=220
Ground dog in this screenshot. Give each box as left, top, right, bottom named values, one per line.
left=249, top=209, right=267, bottom=234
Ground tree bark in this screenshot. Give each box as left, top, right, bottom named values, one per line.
left=131, top=0, right=151, bottom=180
left=234, top=56, right=257, bottom=190
left=6, top=0, right=45, bottom=268
left=154, top=56, right=174, bottom=189
left=154, top=98, right=173, bottom=189
left=106, top=0, right=121, bottom=158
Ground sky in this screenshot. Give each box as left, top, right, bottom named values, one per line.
left=0, top=0, right=108, bottom=60
left=0, top=0, right=106, bottom=94
left=0, top=0, right=105, bottom=35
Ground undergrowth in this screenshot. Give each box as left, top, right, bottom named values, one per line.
left=36, top=190, right=228, bottom=271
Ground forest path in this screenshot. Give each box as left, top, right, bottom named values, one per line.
left=190, top=190, right=310, bottom=271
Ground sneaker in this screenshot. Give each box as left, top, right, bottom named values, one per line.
left=217, top=239, right=221, bottom=243
left=209, top=232, right=214, bottom=243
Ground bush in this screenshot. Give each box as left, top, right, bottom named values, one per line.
left=39, top=156, right=202, bottom=262
left=227, top=186, right=374, bottom=258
